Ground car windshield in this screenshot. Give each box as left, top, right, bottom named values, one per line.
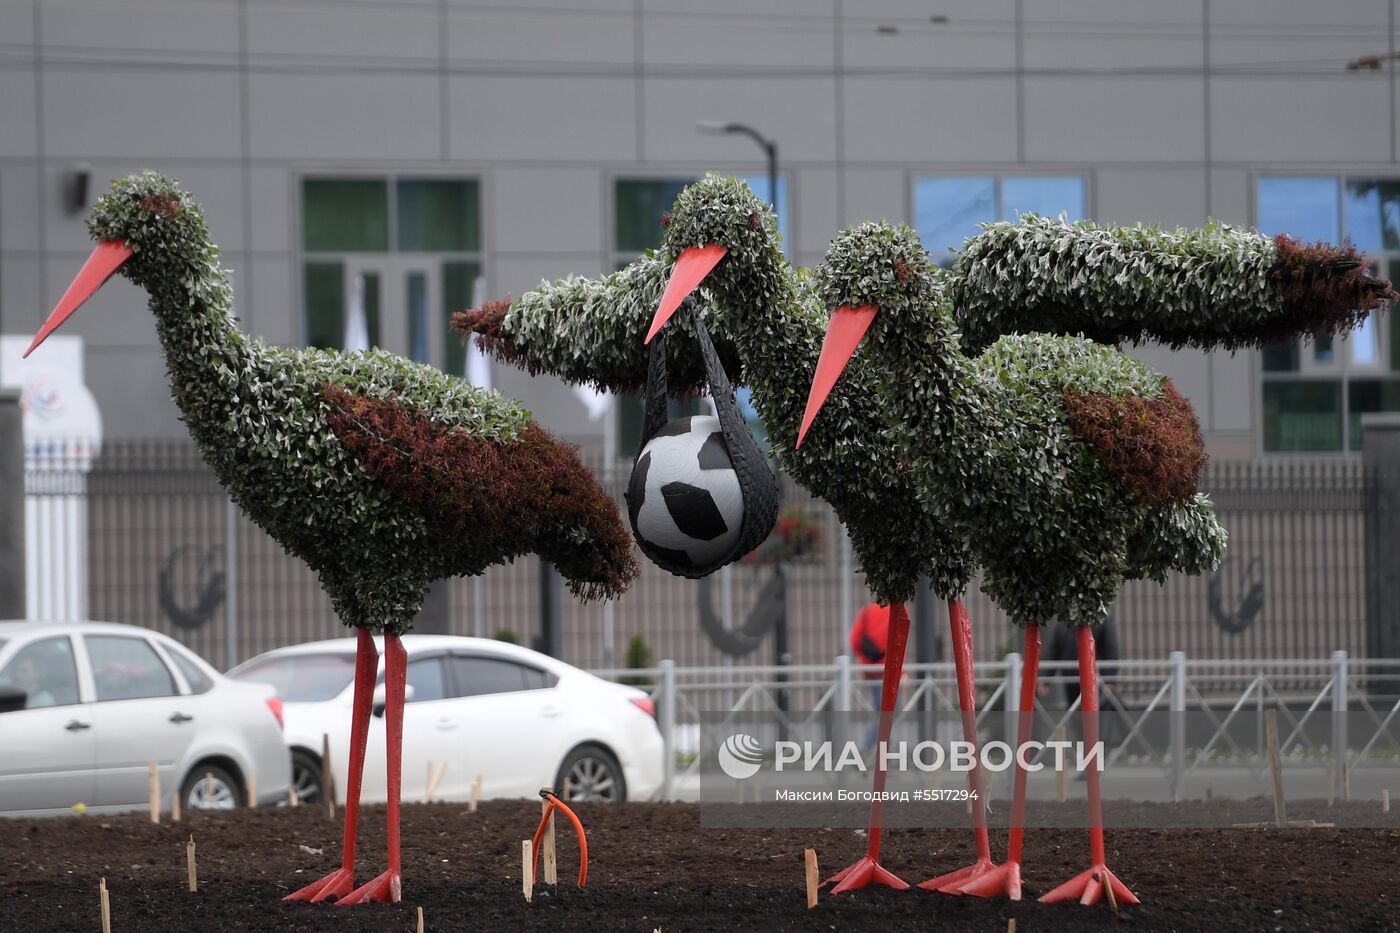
left=231, top=652, right=357, bottom=702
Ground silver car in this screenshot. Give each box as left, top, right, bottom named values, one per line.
left=0, top=620, right=290, bottom=817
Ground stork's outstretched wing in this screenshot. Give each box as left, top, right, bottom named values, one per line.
left=452, top=256, right=744, bottom=397
left=953, top=216, right=1396, bottom=352
left=322, top=384, right=637, bottom=601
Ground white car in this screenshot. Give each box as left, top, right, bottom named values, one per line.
left=0, top=620, right=290, bottom=817
left=229, top=635, right=663, bottom=806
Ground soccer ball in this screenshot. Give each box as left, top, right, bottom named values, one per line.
left=626, top=415, right=746, bottom=575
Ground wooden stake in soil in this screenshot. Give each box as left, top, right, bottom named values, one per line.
left=99, top=877, right=111, bottom=933
left=1328, top=761, right=1336, bottom=808
left=1265, top=709, right=1286, bottom=827
left=541, top=798, right=557, bottom=886
left=469, top=774, right=482, bottom=812
left=186, top=835, right=198, bottom=892
left=322, top=734, right=335, bottom=820
left=171, top=782, right=181, bottom=823
left=426, top=761, right=447, bottom=804
left=1102, top=869, right=1119, bottom=916
left=288, top=786, right=299, bottom=808
left=205, top=771, right=214, bottom=807
left=148, top=761, right=160, bottom=824
left=803, top=848, right=819, bottom=909
left=246, top=770, right=257, bottom=809
left=1054, top=726, right=1068, bottom=804
left=521, top=839, right=534, bottom=902
left=416, top=906, right=424, bottom=933
left=1384, top=789, right=1390, bottom=813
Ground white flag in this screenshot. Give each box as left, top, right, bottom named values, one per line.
left=344, top=273, right=370, bottom=353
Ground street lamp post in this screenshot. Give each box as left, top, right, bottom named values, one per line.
left=696, top=120, right=787, bottom=714
left=696, top=121, right=779, bottom=224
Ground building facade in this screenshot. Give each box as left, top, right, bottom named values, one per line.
left=2, top=0, right=1397, bottom=460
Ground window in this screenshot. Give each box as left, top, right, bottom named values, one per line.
left=406, top=656, right=447, bottom=703
left=301, top=177, right=482, bottom=377
left=914, top=175, right=1086, bottom=264
left=85, top=636, right=176, bottom=702
left=0, top=637, right=80, bottom=708
left=447, top=654, right=554, bottom=698
left=303, top=179, right=389, bottom=253
left=612, top=177, right=783, bottom=457
left=230, top=652, right=356, bottom=702
left=165, top=644, right=214, bottom=695
left=1256, top=176, right=1400, bottom=452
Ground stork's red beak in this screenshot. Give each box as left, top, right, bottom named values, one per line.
left=24, top=240, right=134, bottom=358
left=645, top=244, right=727, bottom=343
left=795, top=305, right=878, bottom=449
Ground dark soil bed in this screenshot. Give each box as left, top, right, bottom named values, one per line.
left=1, top=800, right=1397, bottom=931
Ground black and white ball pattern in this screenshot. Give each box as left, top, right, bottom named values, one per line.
left=627, top=415, right=745, bottom=573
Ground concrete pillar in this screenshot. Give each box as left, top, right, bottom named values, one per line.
left=413, top=580, right=452, bottom=636
left=538, top=563, right=562, bottom=659
left=0, top=391, right=23, bottom=619
left=912, top=576, right=942, bottom=742
left=1361, top=414, right=1400, bottom=696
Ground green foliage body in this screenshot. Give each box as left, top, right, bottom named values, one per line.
left=86, top=173, right=629, bottom=634
left=821, top=221, right=1226, bottom=626
left=473, top=176, right=970, bottom=606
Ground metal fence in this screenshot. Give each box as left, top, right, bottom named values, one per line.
left=593, top=652, right=1400, bottom=801
left=19, top=442, right=1386, bottom=673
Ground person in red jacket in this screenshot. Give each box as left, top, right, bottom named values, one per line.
left=851, top=603, right=902, bottom=749
left=851, top=602, right=891, bottom=671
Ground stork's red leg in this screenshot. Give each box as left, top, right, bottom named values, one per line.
left=825, top=601, right=911, bottom=894
left=338, top=633, right=406, bottom=906
left=961, top=623, right=1041, bottom=900
left=918, top=598, right=996, bottom=893
left=1039, top=626, right=1139, bottom=907
left=285, top=628, right=378, bottom=903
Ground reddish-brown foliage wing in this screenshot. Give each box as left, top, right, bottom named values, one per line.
left=1063, top=380, right=1206, bottom=507
left=322, top=384, right=637, bottom=600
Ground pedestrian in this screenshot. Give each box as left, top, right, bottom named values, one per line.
left=850, top=602, right=901, bottom=749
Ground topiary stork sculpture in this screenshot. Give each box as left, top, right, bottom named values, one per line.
left=935, top=212, right=1393, bottom=900
left=24, top=173, right=638, bottom=906
left=799, top=220, right=1392, bottom=905
left=458, top=176, right=987, bottom=892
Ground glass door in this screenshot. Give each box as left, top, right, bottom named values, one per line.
left=340, top=259, right=454, bottom=367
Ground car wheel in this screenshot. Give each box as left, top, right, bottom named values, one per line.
left=290, top=749, right=322, bottom=806
left=180, top=764, right=243, bottom=811
left=555, top=744, right=626, bottom=803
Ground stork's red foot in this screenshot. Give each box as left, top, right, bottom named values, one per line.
left=335, top=869, right=401, bottom=906
left=1039, top=864, right=1139, bottom=907
left=283, top=866, right=356, bottom=903
left=825, top=856, right=909, bottom=894
left=916, top=856, right=997, bottom=894
left=956, top=859, right=1023, bottom=900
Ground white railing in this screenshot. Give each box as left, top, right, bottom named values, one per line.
left=591, top=652, right=1400, bottom=800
